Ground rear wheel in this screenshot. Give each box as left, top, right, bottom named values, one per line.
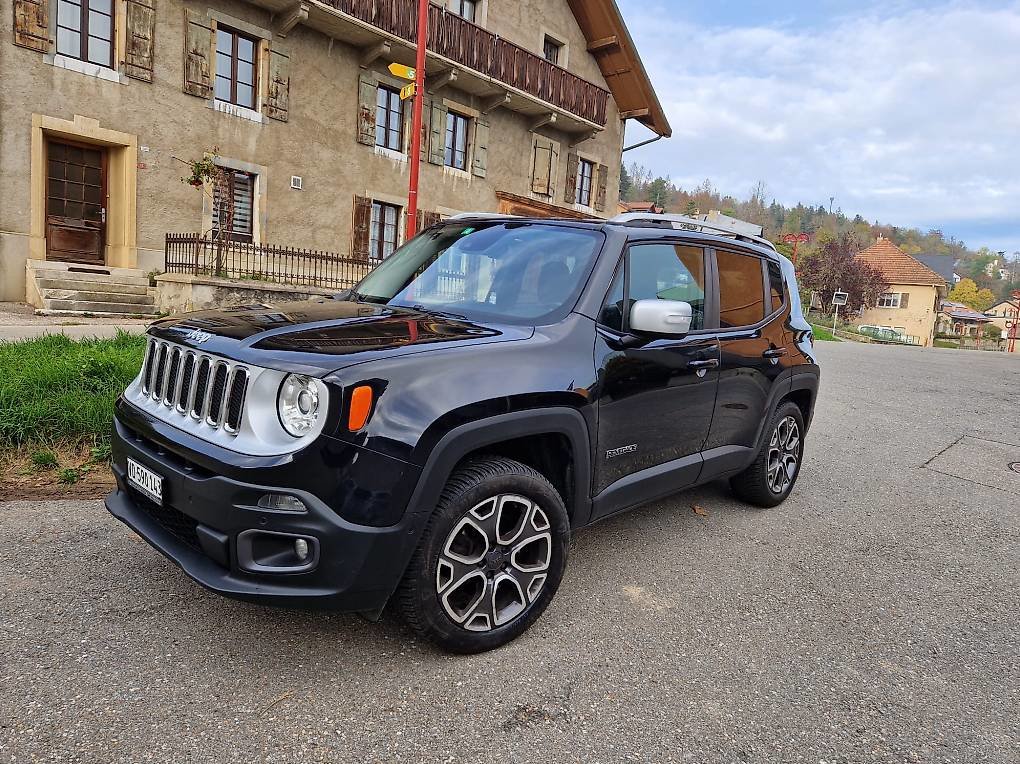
left=729, top=401, right=805, bottom=507
left=397, top=457, right=570, bottom=653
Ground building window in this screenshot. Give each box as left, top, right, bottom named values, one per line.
left=370, top=201, right=401, bottom=260
left=212, top=169, right=255, bottom=243
left=376, top=85, right=404, bottom=151
left=575, top=159, right=594, bottom=207
left=453, top=0, right=477, bottom=22
left=56, top=0, right=114, bottom=68
left=877, top=292, right=902, bottom=308
left=215, top=27, right=258, bottom=109
left=543, top=36, right=563, bottom=65
left=445, top=112, right=470, bottom=171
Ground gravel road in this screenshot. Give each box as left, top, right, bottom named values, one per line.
left=1, top=341, right=1018, bottom=763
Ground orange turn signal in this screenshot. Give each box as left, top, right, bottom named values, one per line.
left=348, top=385, right=374, bottom=431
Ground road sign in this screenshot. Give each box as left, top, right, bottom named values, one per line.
left=399, top=83, right=416, bottom=101
left=388, top=63, right=416, bottom=80
left=832, top=291, right=849, bottom=306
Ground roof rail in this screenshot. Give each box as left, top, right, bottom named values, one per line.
left=447, top=212, right=521, bottom=220
left=608, top=213, right=778, bottom=252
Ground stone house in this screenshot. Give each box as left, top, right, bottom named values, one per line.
left=1, top=0, right=670, bottom=311
left=856, top=236, right=948, bottom=347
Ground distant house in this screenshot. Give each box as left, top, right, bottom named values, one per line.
left=617, top=201, right=665, bottom=214
left=914, top=254, right=961, bottom=286
left=856, top=237, right=948, bottom=347
left=985, top=299, right=1020, bottom=340
left=937, top=301, right=992, bottom=337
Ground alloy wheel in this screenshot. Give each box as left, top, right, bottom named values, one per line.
left=436, top=494, right=552, bottom=633
left=766, top=415, right=801, bottom=494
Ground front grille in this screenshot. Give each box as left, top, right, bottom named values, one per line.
left=131, top=490, right=201, bottom=552
left=141, top=338, right=249, bottom=435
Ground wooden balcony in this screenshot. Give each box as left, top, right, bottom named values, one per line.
left=251, top=0, right=611, bottom=133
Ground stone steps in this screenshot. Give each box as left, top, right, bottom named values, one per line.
left=36, top=278, right=152, bottom=296
left=28, top=260, right=160, bottom=317
left=40, top=299, right=160, bottom=316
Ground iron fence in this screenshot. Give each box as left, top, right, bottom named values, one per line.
left=164, top=234, right=371, bottom=291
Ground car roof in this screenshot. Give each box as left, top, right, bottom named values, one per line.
left=443, top=214, right=782, bottom=261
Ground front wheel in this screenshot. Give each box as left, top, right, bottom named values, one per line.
left=396, top=457, right=570, bottom=653
left=729, top=401, right=805, bottom=508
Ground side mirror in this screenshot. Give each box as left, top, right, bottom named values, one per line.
left=629, top=299, right=693, bottom=337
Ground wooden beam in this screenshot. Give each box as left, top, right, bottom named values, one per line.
left=359, top=40, right=390, bottom=68
left=620, top=108, right=650, bottom=119
left=570, top=130, right=598, bottom=147
left=480, top=91, right=511, bottom=114
left=529, top=112, right=557, bottom=132
left=277, top=2, right=308, bottom=37
left=587, top=35, right=618, bottom=53
left=427, top=68, right=458, bottom=93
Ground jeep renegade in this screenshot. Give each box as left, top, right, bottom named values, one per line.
left=107, top=214, right=820, bottom=653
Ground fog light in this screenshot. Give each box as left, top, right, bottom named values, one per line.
left=294, top=538, right=310, bottom=561
left=257, top=494, right=307, bottom=513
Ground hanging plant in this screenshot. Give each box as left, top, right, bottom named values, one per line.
left=179, top=148, right=220, bottom=189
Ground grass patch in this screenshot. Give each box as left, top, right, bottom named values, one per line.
left=934, top=339, right=960, bottom=349
left=30, top=449, right=59, bottom=470
left=810, top=323, right=840, bottom=342
left=0, top=332, right=145, bottom=450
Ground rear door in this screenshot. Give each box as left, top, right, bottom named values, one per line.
left=705, top=248, right=793, bottom=453
left=593, top=241, right=720, bottom=502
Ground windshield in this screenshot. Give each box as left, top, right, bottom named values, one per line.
left=351, top=222, right=605, bottom=325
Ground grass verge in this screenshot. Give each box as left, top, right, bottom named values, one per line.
left=0, top=332, right=145, bottom=498
left=810, top=324, right=840, bottom=342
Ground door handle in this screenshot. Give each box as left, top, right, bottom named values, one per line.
left=687, top=358, right=720, bottom=370
left=762, top=347, right=788, bottom=359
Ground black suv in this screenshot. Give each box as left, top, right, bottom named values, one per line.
left=107, top=214, right=819, bottom=653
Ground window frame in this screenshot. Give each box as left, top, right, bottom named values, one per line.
left=543, top=35, right=563, bottom=65
left=575, top=158, right=595, bottom=207
left=375, top=84, right=405, bottom=152
left=877, top=292, right=902, bottom=309
left=598, top=242, right=716, bottom=335
left=453, top=0, right=477, bottom=22
left=369, top=200, right=402, bottom=262
left=444, top=110, right=471, bottom=171
left=55, top=0, right=115, bottom=69
left=713, top=247, right=770, bottom=331
left=214, top=25, right=259, bottom=110
left=211, top=167, right=256, bottom=244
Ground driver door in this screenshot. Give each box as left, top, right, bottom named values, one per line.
left=592, top=242, right=720, bottom=514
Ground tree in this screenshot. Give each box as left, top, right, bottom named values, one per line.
left=797, top=233, right=888, bottom=315
left=948, top=278, right=996, bottom=311
left=619, top=163, right=633, bottom=201
left=647, top=176, right=674, bottom=209
left=683, top=200, right=699, bottom=217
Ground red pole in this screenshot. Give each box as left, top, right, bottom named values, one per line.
left=406, top=0, right=429, bottom=239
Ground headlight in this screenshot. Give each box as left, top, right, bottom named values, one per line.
left=277, top=374, right=321, bottom=437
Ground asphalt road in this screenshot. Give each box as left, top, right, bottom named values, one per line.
left=2, top=342, right=1019, bottom=763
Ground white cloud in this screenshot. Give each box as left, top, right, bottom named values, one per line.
left=621, top=1, right=1020, bottom=248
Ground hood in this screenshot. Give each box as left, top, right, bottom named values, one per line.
left=147, top=299, right=534, bottom=373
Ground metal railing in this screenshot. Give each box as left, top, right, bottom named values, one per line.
left=321, top=0, right=610, bottom=126
left=165, top=234, right=370, bottom=291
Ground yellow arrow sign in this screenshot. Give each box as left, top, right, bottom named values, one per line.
left=388, top=62, right=416, bottom=80
left=399, top=83, right=417, bottom=101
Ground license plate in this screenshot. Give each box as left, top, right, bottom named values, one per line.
left=127, top=457, right=163, bottom=505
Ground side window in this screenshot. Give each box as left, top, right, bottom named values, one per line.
left=717, top=250, right=765, bottom=328
left=628, top=244, right=706, bottom=330
left=767, top=260, right=785, bottom=314
left=598, top=266, right=625, bottom=331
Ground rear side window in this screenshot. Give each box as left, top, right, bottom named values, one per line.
left=717, top=250, right=765, bottom=328
left=767, top=260, right=785, bottom=314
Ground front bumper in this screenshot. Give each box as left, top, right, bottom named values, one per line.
left=106, top=400, right=423, bottom=612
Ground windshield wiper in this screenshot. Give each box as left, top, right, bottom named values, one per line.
left=409, top=304, right=469, bottom=321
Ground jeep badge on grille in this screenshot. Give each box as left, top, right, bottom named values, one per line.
left=184, top=329, right=213, bottom=344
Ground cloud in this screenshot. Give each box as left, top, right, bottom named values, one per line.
left=620, top=1, right=1020, bottom=250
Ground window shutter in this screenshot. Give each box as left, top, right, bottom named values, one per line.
left=13, top=0, right=50, bottom=52
left=352, top=196, right=372, bottom=261
left=532, top=139, right=552, bottom=196
left=471, top=119, right=489, bottom=178
left=428, top=101, right=448, bottom=165
left=416, top=209, right=442, bottom=231
left=183, top=9, right=213, bottom=97
left=357, top=73, right=378, bottom=145
left=594, top=164, right=609, bottom=212
left=123, top=0, right=155, bottom=81
left=418, top=97, right=431, bottom=161
left=899, top=292, right=909, bottom=309
left=564, top=152, right=579, bottom=204
left=265, top=47, right=290, bottom=121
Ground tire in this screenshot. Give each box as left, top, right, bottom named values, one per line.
left=729, top=401, right=806, bottom=508
left=396, top=456, right=570, bottom=654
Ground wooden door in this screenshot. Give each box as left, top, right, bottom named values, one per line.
left=46, top=140, right=107, bottom=265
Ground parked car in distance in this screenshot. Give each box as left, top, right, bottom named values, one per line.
left=106, top=213, right=820, bottom=653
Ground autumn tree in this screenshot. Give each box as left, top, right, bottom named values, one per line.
left=797, top=233, right=888, bottom=315
left=948, top=278, right=996, bottom=312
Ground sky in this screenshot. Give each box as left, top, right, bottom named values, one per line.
left=617, top=0, right=1020, bottom=254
